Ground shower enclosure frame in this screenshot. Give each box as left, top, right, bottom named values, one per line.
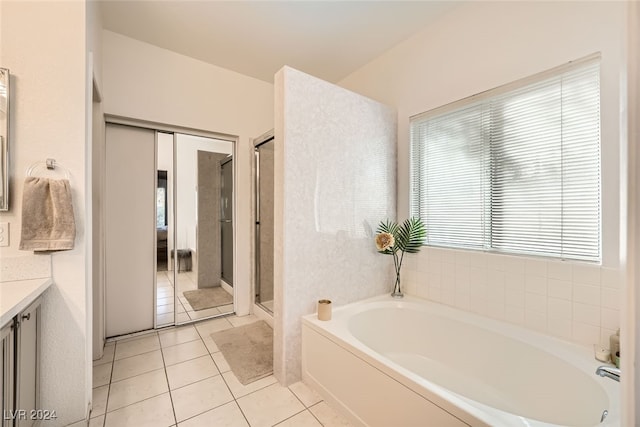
left=254, top=130, right=275, bottom=315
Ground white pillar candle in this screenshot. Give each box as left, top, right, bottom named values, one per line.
left=317, top=299, right=332, bottom=321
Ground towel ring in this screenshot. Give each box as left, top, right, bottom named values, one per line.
left=26, top=158, right=71, bottom=180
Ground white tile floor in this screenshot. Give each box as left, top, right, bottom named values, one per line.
left=80, top=316, right=352, bottom=427
left=157, top=271, right=234, bottom=327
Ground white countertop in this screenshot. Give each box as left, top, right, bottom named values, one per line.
left=0, top=278, right=52, bottom=327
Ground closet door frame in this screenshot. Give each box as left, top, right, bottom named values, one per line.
left=105, top=115, right=238, bottom=332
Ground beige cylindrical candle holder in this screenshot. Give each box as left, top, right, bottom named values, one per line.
left=317, top=299, right=332, bottom=321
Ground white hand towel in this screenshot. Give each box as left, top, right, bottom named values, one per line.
left=19, top=177, right=76, bottom=251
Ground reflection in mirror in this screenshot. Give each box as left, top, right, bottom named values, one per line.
left=175, top=134, right=234, bottom=324
left=156, top=132, right=175, bottom=327
left=0, top=68, right=10, bottom=211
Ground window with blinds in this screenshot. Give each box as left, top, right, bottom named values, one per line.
left=410, top=57, right=600, bottom=262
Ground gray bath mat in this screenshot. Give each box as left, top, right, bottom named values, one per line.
left=183, top=287, right=233, bottom=311
left=210, top=320, right=273, bottom=385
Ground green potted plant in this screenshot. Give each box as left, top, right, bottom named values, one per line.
left=375, top=217, right=426, bottom=298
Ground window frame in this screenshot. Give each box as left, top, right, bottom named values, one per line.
left=409, top=54, right=602, bottom=263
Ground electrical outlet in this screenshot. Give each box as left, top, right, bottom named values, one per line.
left=0, top=222, right=9, bottom=247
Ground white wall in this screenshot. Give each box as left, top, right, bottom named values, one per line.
left=624, top=1, right=640, bottom=423
left=102, top=31, right=273, bottom=316
left=340, top=2, right=626, bottom=347
left=0, top=1, right=89, bottom=425
left=274, top=67, right=396, bottom=384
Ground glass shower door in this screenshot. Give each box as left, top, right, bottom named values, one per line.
left=255, top=135, right=274, bottom=313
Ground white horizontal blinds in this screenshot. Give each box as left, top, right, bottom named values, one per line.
left=490, top=62, right=600, bottom=261
left=490, top=78, right=564, bottom=256
left=411, top=103, right=488, bottom=249
left=559, top=63, right=601, bottom=260
left=410, top=57, right=600, bottom=261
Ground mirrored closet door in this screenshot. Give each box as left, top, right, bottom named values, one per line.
left=106, top=123, right=235, bottom=336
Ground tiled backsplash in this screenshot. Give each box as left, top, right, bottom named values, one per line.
left=402, top=247, right=620, bottom=348
left=0, top=254, right=52, bottom=282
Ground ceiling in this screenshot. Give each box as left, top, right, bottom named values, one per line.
left=100, top=1, right=461, bottom=84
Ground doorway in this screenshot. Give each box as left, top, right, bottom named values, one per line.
left=104, top=122, right=236, bottom=337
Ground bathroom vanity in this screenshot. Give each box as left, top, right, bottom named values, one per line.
left=1, top=278, right=51, bottom=427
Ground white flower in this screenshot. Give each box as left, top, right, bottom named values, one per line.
left=375, top=232, right=395, bottom=251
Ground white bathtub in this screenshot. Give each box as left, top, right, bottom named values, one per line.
left=301, top=294, right=619, bottom=427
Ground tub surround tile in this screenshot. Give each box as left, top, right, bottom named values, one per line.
left=406, top=245, right=620, bottom=347
left=441, top=289, right=455, bottom=306
left=573, top=321, right=600, bottom=344
left=454, top=250, right=469, bottom=266
left=502, top=256, right=525, bottom=275
left=547, top=317, right=572, bottom=340
left=525, top=275, right=547, bottom=295
left=485, top=299, right=503, bottom=317
left=525, top=310, right=547, bottom=332
left=504, top=306, right=525, bottom=325
left=601, top=287, right=620, bottom=310
left=454, top=291, right=470, bottom=311
left=486, top=282, right=505, bottom=304
left=525, top=259, right=547, bottom=277
left=573, top=283, right=601, bottom=306
left=547, top=279, right=572, bottom=300
left=525, top=292, right=546, bottom=314
left=573, top=302, right=600, bottom=327
left=572, top=264, right=601, bottom=286
left=467, top=252, right=488, bottom=268
left=547, top=261, right=573, bottom=281
left=601, top=267, right=620, bottom=289
left=469, top=267, right=487, bottom=287
left=504, top=272, right=525, bottom=291
left=601, top=328, right=617, bottom=347
left=441, top=248, right=456, bottom=264
left=505, top=288, right=525, bottom=308
left=472, top=298, right=489, bottom=318
left=601, top=308, right=620, bottom=331
left=548, top=297, right=572, bottom=319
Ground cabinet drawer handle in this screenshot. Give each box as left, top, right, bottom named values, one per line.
left=22, top=313, right=30, bottom=321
